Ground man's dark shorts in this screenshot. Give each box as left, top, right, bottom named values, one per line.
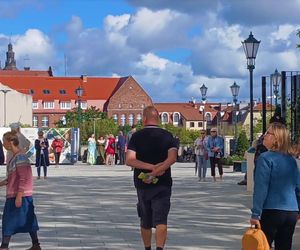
left=136, top=185, right=172, bottom=229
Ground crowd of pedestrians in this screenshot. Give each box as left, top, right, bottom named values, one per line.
left=0, top=107, right=299, bottom=250
left=85, top=126, right=136, bottom=166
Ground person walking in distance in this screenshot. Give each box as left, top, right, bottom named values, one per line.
left=34, top=131, right=49, bottom=179
left=206, top=128, right=224, bottom=182
left=0, top=131, right=41, bottom=250
left=194, top=130, right=208, bottom=181
left=51, top=136, right=64, bottom=167
left=126, top=106, right=178, bottom=250
left=117, top=131, right=126, bottom=165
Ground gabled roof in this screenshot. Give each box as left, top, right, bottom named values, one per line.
left=253, top=102, right=275, bottom=111
left=155, top=102, right=222, bottom=121
left=154, top=103, right=201, bottom=121
left=0, top=75, right=129, bottom=101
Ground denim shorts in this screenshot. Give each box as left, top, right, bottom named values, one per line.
left=136, top=185, right=171, bottom=229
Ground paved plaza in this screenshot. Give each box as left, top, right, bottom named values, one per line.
left=0, top=163, right=299, bottom=250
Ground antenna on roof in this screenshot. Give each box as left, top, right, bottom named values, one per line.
left=64, top=53, right=67, bottom=76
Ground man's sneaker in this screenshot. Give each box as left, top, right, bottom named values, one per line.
left=27, top=244, right=41, bottom=250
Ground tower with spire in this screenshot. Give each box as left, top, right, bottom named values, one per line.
left=3, top=42, right=18, bottom=70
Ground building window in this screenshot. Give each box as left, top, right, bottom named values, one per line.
left=43, top=101, right=54, bottom=109
left=60, top=101, right=71, bottom=109
left=112, top=114, right=118, bottom=124
left=29, top=89, right=34, bottom=95
left=129, top=104, right=133, bottom=108
left=41, top=116, right=49, bottom=127
left=60, top=116, right=66, bottom=125
left=118, top=104, right=122, bottom=108
left=190, top=122, right=195, bottom=127
left=161, top=112, right=169, bottom=124
left=173, top=112, right=180, bottom=126
left=136, top=114, right=142, bottom=122
left=141, top=104, right=145, bottom=108
left=32, top=102, right=38, bottom=109
left=59, top=89, right=66, bottom=94
left=32, top=116, right=38, bottom=127
left=80, top=102, right=87, bottom=109
left=206, top=113, right=212, bottom=122
left=128, top=114, right=134, bottom=126
left=43, top=89, right=50, bottom=94
left=121, top=114, right=126, bottom=126
left=198, top=122, right=203, bottom=127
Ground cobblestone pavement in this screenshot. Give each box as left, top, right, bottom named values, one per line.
left=0, top=163, right=299, bottom=250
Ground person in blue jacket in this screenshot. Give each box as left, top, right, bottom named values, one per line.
left=250, top=122, right=300, bottom=250
left=206, top=127, right=224, bottom=182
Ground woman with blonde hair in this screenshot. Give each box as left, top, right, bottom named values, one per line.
left=250, top=122, right=300, bottom=250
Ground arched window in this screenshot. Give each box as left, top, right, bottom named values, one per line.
left=173, top=112, right=180, bottom=126
left=205, top=113, right=212, bottom=122
left=121, top=114, right=126, bottom=126
left=136, top=114, right=142, bottom=123
left=60, top=116, right=66, bottom=125
left=161, top=112, right=169, bottom=124
left=128, top=114, right=134, bottom=126
left=113, top=114, right=118, bottom=124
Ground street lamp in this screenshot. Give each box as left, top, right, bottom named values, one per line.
left=75, top=86, right=84, bottom=161
left=200, top=84, right=208, bottom=130
left=271, top=69, right=281, bottom=106
left=230, top=82, right=240, bottom=138
left=242, top=32, right=260, bottom=144
left=0, top=89, right=11, bottom=127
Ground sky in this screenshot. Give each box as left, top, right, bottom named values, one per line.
left=0, top=0, right=300, bottom=103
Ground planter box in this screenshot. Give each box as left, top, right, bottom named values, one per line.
left=233, top=161, right=247, bottom=172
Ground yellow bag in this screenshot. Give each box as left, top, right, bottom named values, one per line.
left=242, top=223, right=270, bottom=250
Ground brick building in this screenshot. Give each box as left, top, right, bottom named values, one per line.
left=0, top=43, right=152, bottom=128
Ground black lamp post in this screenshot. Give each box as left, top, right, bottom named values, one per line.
left=0, top=89, right=11, bottom=127
left=75, top=86, right=84, bottom=161
left=271, top=69, right=281, bottom=106
left=230, top=82, right=240, bottom=139
left=242, top=32, right=260, bottom=144
left=200, top=84, right=208, bottom=130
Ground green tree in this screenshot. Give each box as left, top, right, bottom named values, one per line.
left=235, top=130, right=249, bottom=156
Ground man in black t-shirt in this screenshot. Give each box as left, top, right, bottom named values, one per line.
left=126, top=106, right=178, bottom=250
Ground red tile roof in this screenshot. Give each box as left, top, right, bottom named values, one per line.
left=254, top=102, right=275, bottom=111
left=0, top=75, right=128, bottom=101
left=0, top=69, right=52, bottom=77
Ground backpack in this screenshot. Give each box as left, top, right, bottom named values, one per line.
left=242, top=224, right=270, bottom=250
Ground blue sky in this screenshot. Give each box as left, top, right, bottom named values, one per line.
left=1, top=0, right=300, bottom=103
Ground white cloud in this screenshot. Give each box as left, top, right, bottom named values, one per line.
left=137, top=53, right=168, bottom=71
left=66, top=15, right=83, bottom=35
left=12, top=29, right=55, bottom=70
left=105, top=14, right=130, bottom=32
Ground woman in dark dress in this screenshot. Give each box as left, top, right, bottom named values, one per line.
left=34, top=131, right=50, bottom=179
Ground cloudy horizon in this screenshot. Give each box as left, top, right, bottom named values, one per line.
left=0, top=0, right=300, bottom=103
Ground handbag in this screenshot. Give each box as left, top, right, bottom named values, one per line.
left=242, top=222, right=270, bottom=250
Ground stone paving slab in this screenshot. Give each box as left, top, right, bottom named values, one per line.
left=0, top=163, right=298, bottom=250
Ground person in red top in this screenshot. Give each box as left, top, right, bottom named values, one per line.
left=105, top=134, right=115, bottom=165
left=51, top=136, right=64, bottom=167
